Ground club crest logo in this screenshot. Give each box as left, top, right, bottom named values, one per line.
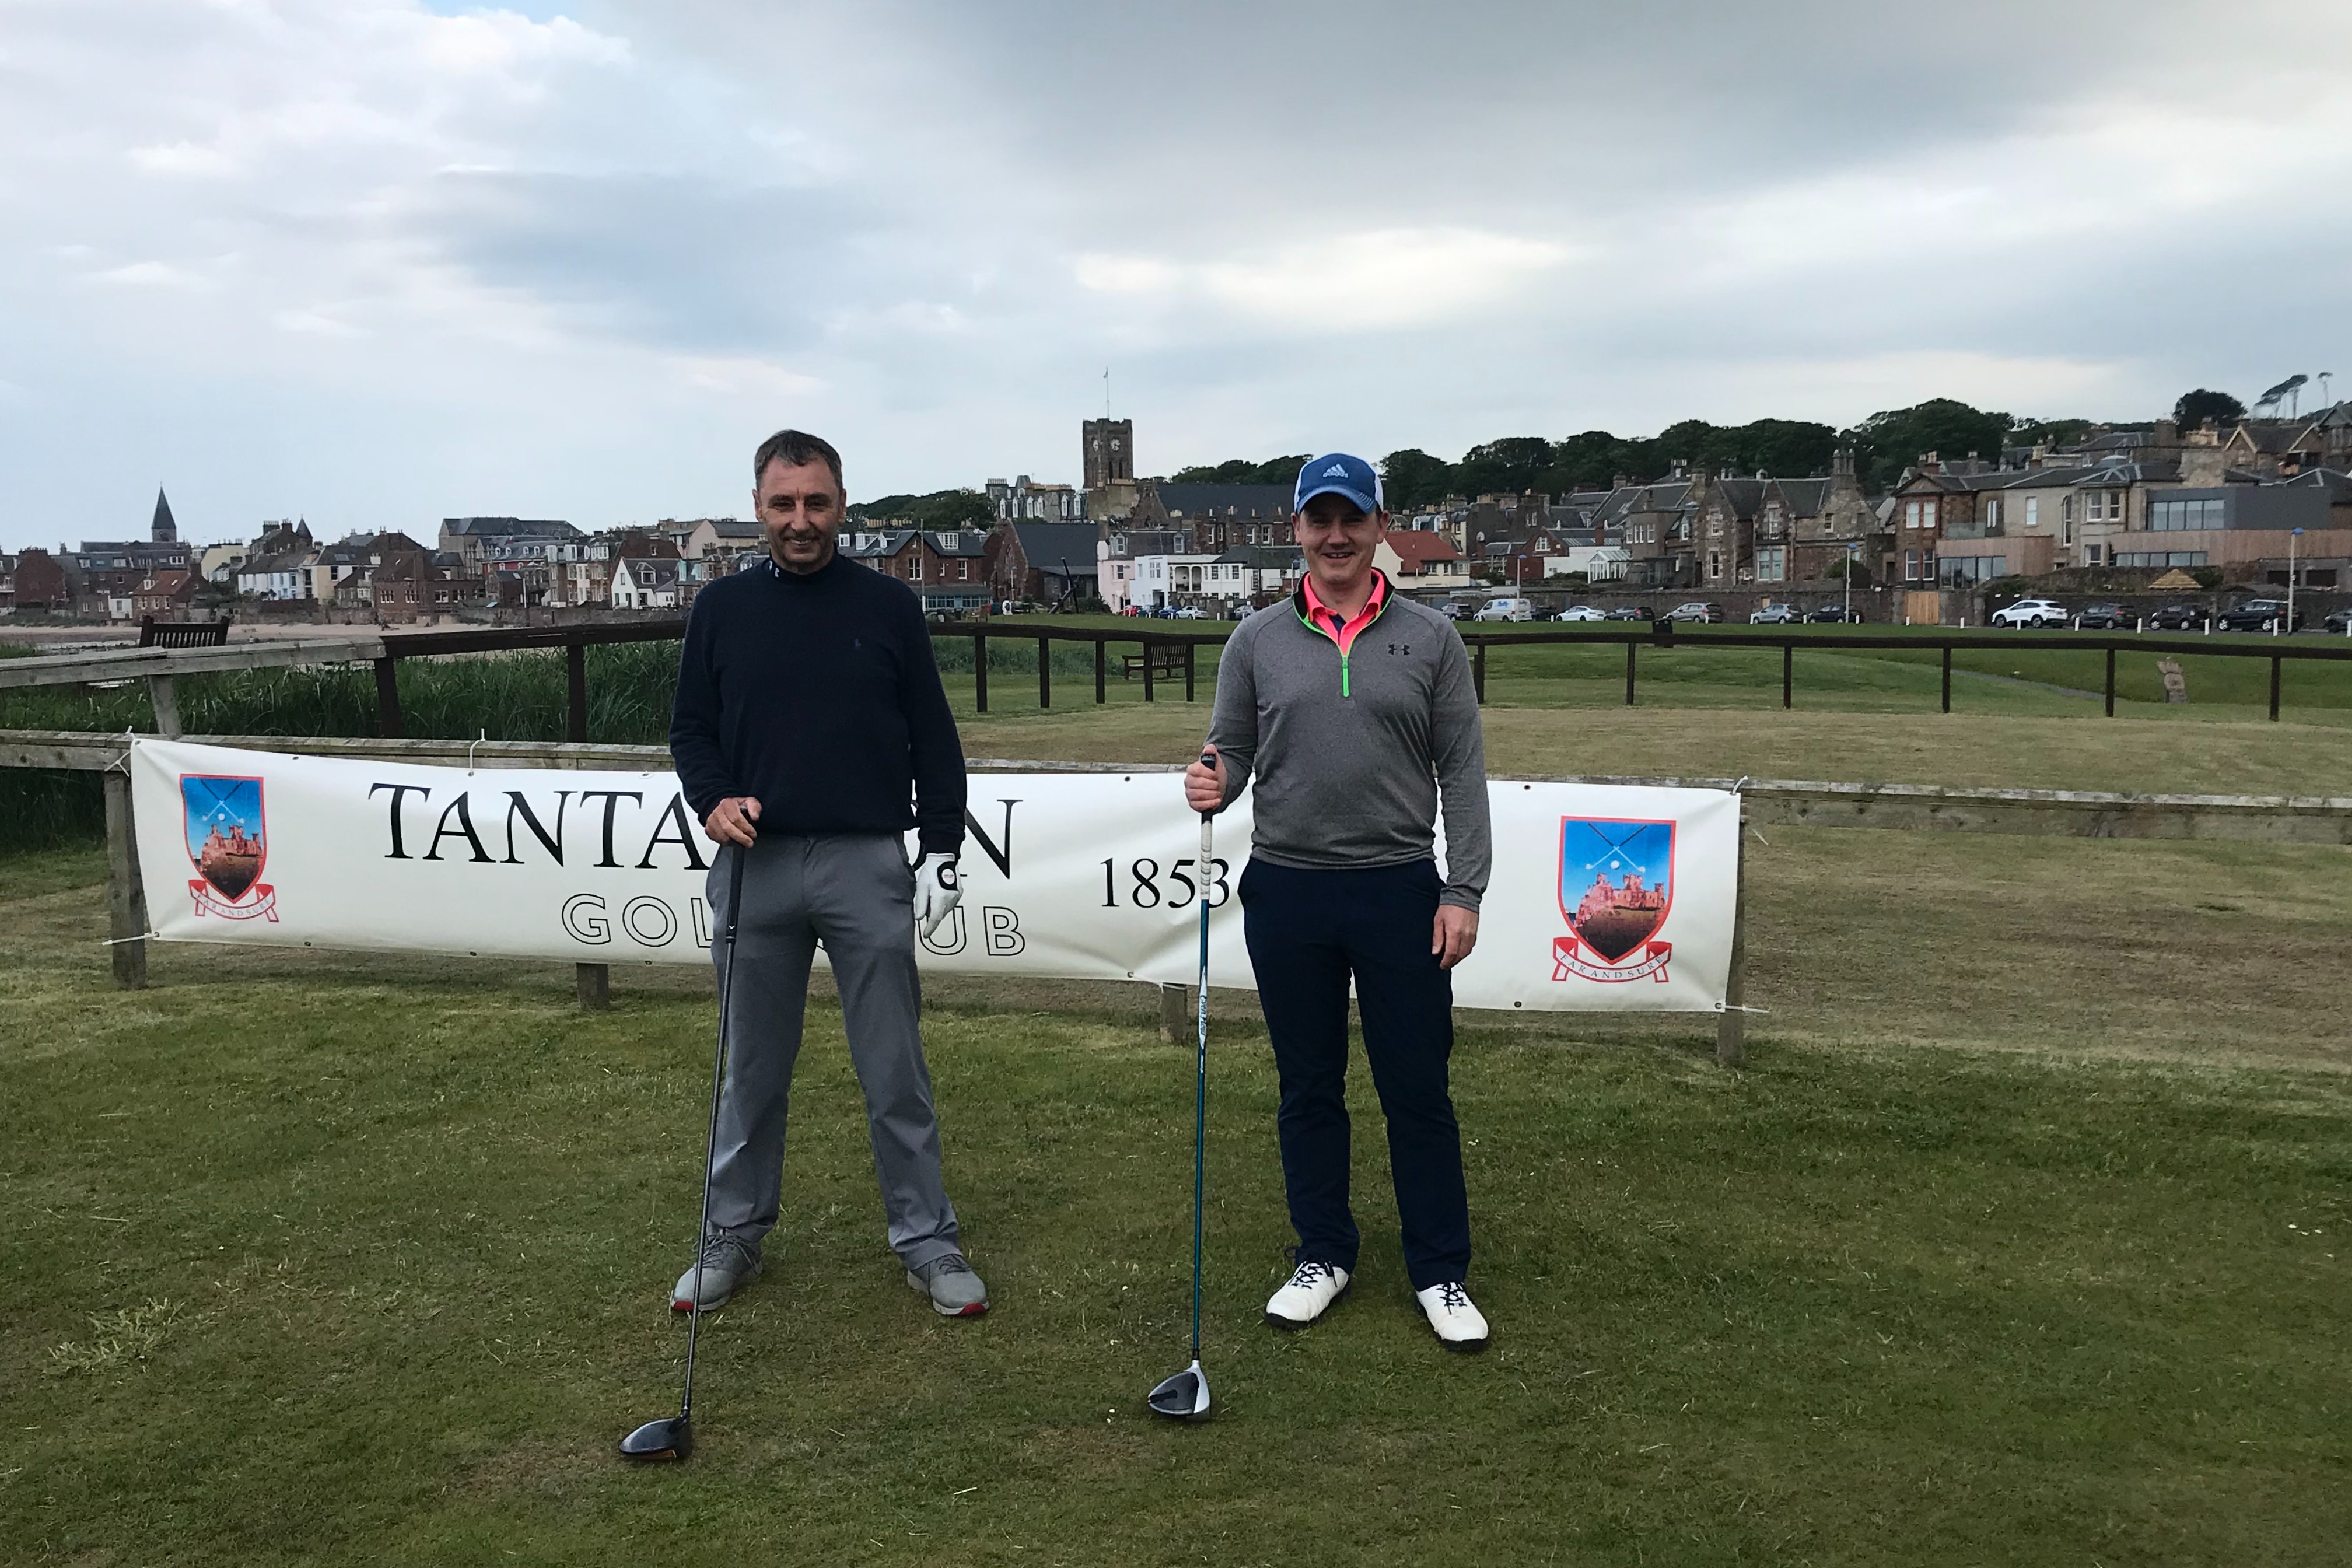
left=181, top=774, right=278, bottom=922
left=1554, top=817, right=1672, bottom=983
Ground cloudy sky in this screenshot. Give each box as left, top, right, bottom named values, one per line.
left=2, top=0, right=2347, bottom=548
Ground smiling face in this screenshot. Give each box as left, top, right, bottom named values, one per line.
left=754, top=457, right=844, bottom=573
left=1293, top=493, right=1387, bottom=604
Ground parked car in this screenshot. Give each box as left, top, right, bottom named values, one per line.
left=1440, top=601, right=1470, bottom=620
left=2075, top=602, right=2130, bottom=629
left=1804, top=606, right=1861, bottom=623
left=1473, top=597, right=1536, bottom=622
left=1172, top=605, right=1206, bottom=620
left=1664, top=601, right=1724, bottom=624
left=1991, top=597, right=2067, bottom=628
left=1603, top=606, right=1653, bottom=621
left=2216, top=598, right=2304, bottom=633
left=1748, top=604, right=1800, bottom=625
left=1553, top=604, right=1607, bottom=622
left=2145, top=603, right=2204, bottom=631
left=2325, top=607, right=2352, bottom=634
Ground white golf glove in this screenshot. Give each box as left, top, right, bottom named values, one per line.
left=913, top=853, right=963, bottom=940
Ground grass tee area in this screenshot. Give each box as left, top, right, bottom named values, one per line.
left=4, top=702, right=2350, bottom=1562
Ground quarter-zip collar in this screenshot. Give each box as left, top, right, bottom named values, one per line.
left=1292, top=569, right=1392, bottom=697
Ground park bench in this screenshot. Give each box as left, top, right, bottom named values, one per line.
left=1121, top=643, right=1188, bottom=681
left=139, top=615, right=232, bottom=648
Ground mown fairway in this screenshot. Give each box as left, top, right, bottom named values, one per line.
left=3, top=709, right=2348, bottom=1565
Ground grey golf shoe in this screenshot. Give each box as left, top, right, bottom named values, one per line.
left=907, top=1252, right=989, bottom=1317
left=671, top=1234, right=761, bottom=1312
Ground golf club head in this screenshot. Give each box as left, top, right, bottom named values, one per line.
left=1146, top=1360, right=1211, bottom=1422
left=618, top=1415, right=692, bottom=1462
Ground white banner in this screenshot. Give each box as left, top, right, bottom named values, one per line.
left=132, top=738, right=1740, bottom=1012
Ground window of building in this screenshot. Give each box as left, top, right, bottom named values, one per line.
left=2085, top=490, right=2122, bottom=523
left=1707, top=551, right=1722, bottom=579
left=1903, top=549, right=1921, bottom=581
left=1923, top=499, right=1938, bottom=528
left=1941, top=555, right=2007, bottom=584
left=1983, top=497, right=2003, bottom=533
left=2113, top=551, right=2208, bottom=568
left=2085, top=544, right=2103, bottom=565
left=1756, top=546, right=1786, bottom=581
left=2024, top=496, right=2039, bottom=529
left=1905, top=500, right=1920, bottom=529
left=2150, top=496, right=2226, bottom=531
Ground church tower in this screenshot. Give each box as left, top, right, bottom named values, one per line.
left=151, top=488, right=178, bottom=544
left=1083, top=418, right=1133, bottom=491
left=1082, top=417, right=1138, bottom=526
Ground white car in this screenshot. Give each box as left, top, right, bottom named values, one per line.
left=1553, top=604, right=1606, bottom=622
left=1992, top=598, right=2067, bottom=629
left=1473, top=598, right=1535, bottom=622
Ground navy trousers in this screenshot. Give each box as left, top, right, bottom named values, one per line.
left=1239, top=856, right=1471, bottom=1290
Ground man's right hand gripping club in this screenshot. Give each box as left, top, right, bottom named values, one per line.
left=704, top=795, right=761, bottom=848
left=1184, top=744, right=1224, bottom=816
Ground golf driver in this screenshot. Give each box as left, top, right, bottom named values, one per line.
left=619, top=841, right=748, bottom=1462
left=1149, top=752, right=1218, bottom=1422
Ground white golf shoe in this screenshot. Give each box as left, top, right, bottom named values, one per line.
left=1264, top=1259, right=1351, bottom=1328
left=1414, top=1281, right=1490, bottom=1352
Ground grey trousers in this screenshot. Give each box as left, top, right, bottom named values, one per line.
left=704, top=834, right=962, bottom=1270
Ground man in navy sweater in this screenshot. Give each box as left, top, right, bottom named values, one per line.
left=667, top=428, right=987, bottom=1318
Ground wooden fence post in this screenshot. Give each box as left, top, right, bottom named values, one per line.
left=2104, top=647, right=2116, bottom=718
left=566, top=639, right=590, bottom=741
left=1184, top=642, right=1196, bottom=702
left=2270, top=656, right=2281, bottom=721
left=1038, top=636, right=1052, bottom=709
left=103, top=769, right=148, bottom=991
left=576, top=962, right=610, bottom=1010
left=1143, top=640, right=1156, bottom=704
left=1158, top=982, right=1187, bottom=1043
left=1716, top=798, right=1749, bottom=1068
left=1625, top=641, right=1637, bottom=706
left=146, top=675, right=183, bottom=739
left=974, top=634, right=989, bottom=713
left=1473, top=639, right=1487, bottom=704
left=374, top=657, right=404, bottom=738
left=1094, top=638, right=1107, bottom=704
left=1781, top=643, right=1793, bottom=709
left=1940, top=645, right=1952, bottom=714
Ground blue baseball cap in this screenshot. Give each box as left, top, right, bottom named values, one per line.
left=1294, top=452, right=1384, bottom=516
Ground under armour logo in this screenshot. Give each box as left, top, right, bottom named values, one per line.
left=1322, top=463, right=1349, bottom=477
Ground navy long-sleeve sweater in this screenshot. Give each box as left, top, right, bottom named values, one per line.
left=668, top=553, right=967, bottom=857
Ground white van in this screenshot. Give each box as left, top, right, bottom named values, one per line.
left=1472, top=598, right=1535, bottom=622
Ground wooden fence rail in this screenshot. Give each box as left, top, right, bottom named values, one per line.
left=10, top=617, right=2351, bottom=736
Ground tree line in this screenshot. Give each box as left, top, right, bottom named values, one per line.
left=850, top=389, right=2255, bottom=524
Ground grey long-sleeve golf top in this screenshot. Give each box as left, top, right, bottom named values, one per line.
left=1205, top=578, right=1492, bottom=911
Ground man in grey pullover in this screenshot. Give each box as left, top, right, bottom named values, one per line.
left=1184, top=452, right=1494, bottom=1351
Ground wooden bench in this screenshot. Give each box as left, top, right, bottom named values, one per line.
left=1120, top=644, right=1188, bottom=681
left=139, top=615, right=232, bottom=648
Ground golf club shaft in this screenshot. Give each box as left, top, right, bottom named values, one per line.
left=1191, top=807, right=1212, bottom=1362
left=680, top=842, right=748, bottom=1420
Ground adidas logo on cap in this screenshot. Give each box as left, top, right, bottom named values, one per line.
left=1322, top=463, right=1350, bottom=477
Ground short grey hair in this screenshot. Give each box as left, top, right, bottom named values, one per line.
left=752, top=429, right=844, bottom=495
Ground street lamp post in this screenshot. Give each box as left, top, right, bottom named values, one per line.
left=2288, top=528, right=2304, bottom=633
left=1844, top=542, right=1859, bottom=622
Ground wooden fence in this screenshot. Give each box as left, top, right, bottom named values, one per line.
left=9, top=618, right=2351, bottom=736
